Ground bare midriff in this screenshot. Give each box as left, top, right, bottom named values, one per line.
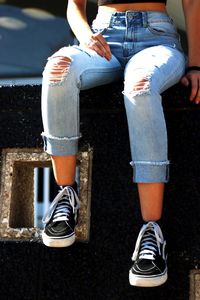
left=98, top=3, right=166, bottom=12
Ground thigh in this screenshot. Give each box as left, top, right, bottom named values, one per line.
left=49, top=45, right=123, bottom=90
left=124, top=45, right=186, bottom=94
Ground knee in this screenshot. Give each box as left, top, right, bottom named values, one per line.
left=43, top=55, right=72, bottom=84
left=124, top=69, right=152, bottom=98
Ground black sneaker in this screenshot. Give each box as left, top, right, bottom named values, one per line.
left=42, top=185, right=80, bottom=248
left=129, top=221, right=167, bottom=287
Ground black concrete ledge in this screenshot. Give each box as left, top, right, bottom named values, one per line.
left=0, top=82, right=197, bottom=148
left=0, top=83, right=200, bottom=299
left=0, top=81, right=195, bottom=112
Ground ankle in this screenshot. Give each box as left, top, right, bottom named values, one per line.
left=57, top=180, right=75, bottom=186
left=60, top=181, right=78, bottom=194
left=143, top=219, right=162, bottom=226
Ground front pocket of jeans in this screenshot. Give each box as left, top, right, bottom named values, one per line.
left=91, top=16, right=112, bottom=35
left=92, top=21, right=111, bottom=35
left=92, top=26, right=110, bottom=35
left=148, top=20, right=178, bottom=38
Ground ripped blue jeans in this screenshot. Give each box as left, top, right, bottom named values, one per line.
left=41, top=10, right=186, bottom=183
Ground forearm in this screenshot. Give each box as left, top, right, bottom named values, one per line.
left=67, top=0, right=93, bottom=44
left=182, top=0, right=200, bottom=66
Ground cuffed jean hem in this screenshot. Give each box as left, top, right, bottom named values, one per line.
left=41, top=132, right=80, bottom=156
left=130, top=160, right=170, bottom=183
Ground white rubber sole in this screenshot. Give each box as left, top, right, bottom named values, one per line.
left=42, top=231, right=75, bottom=248
left=129, top=269, right=168, bottom=287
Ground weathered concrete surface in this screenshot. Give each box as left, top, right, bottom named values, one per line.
left=190, top=270, right=200, bottom=300
left=0, top=147, right=92, bottom=241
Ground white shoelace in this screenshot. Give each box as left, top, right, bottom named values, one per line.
left=132, top=222, right=166, bottom=261
left=42, top=186, right=80, bottom=224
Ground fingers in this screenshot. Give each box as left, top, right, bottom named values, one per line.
left=86, top=32, right=112, bottom=60
left=190, top=77, right=200, bottom=104
left=181, top=71, right=200, bottom=104
left=180, top=75, right=189, bottom=87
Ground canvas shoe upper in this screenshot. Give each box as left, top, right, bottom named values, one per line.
left=129, top=221, right=167, bottom=287
left=42, top=185, right=80, bottom=248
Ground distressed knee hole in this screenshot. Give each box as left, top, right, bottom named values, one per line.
left=132, top=78, right=149, bottom=91
left=44, top=56, right=72, bottom=84
left=132, top=71, right=150, bottom=92
left=124, top=71, right=151, bottom=97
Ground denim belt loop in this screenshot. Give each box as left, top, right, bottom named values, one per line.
left=142, top=11, right=148, bottom=28
left=110, top=13, right=114, bottom=26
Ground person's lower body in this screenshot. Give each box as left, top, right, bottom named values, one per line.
left=122, top=40, right=185, bottom=287
left=41, top=10, right=185, bottom=286
left=41, top=44, right=123, bottom=247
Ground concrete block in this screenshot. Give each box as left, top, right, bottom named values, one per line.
left=190, top=270, right=200, bottom=300
left=0, top=147, right=93, bottom=242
